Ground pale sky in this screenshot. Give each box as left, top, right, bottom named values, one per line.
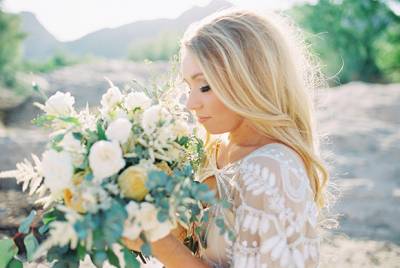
left=3, top=0, right=298, bottom=42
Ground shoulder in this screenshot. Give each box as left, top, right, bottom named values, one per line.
left=236, top=143, right=313, bottom=203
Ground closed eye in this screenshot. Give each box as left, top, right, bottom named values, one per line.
left=200, top=85, right=211, bottom=92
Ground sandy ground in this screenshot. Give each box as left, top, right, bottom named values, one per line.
left=1, top=60, right=399, bottom=267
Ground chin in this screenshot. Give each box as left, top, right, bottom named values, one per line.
left=202, top=124, right=230, bottom=135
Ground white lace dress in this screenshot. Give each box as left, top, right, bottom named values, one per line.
left=195, top=140, right=320, bottom=268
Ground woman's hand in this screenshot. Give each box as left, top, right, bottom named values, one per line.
left=121, top=236, right=143, bottom=252
left=121, top=233, right=209, bottom=268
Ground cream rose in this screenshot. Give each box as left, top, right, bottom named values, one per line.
left=100, top=86, right=123, bottom=109
left=141, top=105, right=172, bottom=134
left=106, top=118, right=132, bottom=144
left=124, top=92, right=152, bottom=111
left=44, top=91, right=75, bottom=116
left=42, top=149, right=73, bottom=193
left=89, top=140, right=125, bottom=181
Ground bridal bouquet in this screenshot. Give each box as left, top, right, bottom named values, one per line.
left=0, top=78, right=221, bottom=267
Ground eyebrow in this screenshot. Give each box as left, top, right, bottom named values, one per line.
left=182, top=72, right=204, bottom=83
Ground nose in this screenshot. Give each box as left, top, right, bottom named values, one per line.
left=185, top=90, right=202, bottom=111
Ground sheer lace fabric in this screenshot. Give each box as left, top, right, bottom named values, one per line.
left=196, top=140, right=320, bottom=268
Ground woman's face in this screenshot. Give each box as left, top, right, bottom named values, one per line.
left=181, top=49, right=244, bottom=134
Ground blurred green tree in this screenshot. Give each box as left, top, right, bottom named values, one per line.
left=289, top=0, right=400, bottom=83
left=0, top=0, right=25, bottom=88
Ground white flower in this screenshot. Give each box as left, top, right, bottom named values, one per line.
left=34, top=206, right=81, bottom=259
left=172, top=119, right=190, bottom=137
left=106, top=118, right=132, bottom=144
left=123, top=201, right=141, bottom=240
left=113, top=107, right=129, bottom=119
left=101, top=86, right=122, bottom=109
left=146, top=217, right=174, bottom=242
left=60, top=132, right=82, bottom=153
left=158, top=125, right=176, bottom=146
left=78, top=104, right=97, bottom=131
left=88, top=140, right=125, bottom=181
left=124, top=202, right=174, bottom=242
left=44, top=91, right=75, bottom=116
left=124, top=92, right=152, bottom=111
left=60, top=132, right=86, bottom=167
left=42, top=149, right=73, bottom=193
left=142, top=105, right=172, bottom=134
left=76, top=181, right=112, bottom=213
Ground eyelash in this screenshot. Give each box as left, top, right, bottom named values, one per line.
left=200, top=85, right=211, bottom=92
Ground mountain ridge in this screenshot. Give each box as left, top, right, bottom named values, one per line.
left=18, top=0, right=233, bottom=59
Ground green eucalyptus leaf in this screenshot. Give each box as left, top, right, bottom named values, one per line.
left=72, top=132, right=83, bottom=140
left=91, top=251, right=108, bottom=268
left=122, top=247, right=140, bottom=268
left=0, top=239, right=18, bottom=268
left=18, top=210, right=36, bottom=234
left=24, top=233, right=39, bottom=261
left=85, top=172, right=94, bottom=181
left=106, top=249, right=120, bottom=268
left=76, top=243, right=86, bottom=261
left=6, top=258, right=23, bottom=268
left=38, top=224, right=49, bottom=235
left=96, top=121, right=107, bottom=140
left=156, top=210, right=168, bottom=222
left=59, top=116, right=80, bottom=125
left=140, top=242, right=152, bottom=257
left=31, top=114, right=56, bottom=127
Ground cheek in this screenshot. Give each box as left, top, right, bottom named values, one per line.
left=203, top=94, right=243, bottom=134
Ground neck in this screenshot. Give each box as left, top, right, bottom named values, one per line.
left=228, top=119, right=274, bottom=147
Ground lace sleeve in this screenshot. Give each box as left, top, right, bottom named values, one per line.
left=231, top=148, right=320, bottom=268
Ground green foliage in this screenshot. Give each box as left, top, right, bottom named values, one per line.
left=18, top=210, right=36, bottom=234
left=0, top=238, right=18, bottom=268
left=0, top=2, right=25, bottom=88
left=22, top=52, right=80, bottom=74
left=122, top=247, right=140, bottom=268
left=24, top=233, right=39, bottom=261
left=128, top=31, right=181, bottom=62
left=7, top=258, right=23, bottom=268
left=288, top=0, right=400, bottom=83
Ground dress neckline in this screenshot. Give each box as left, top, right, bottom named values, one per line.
left=213, top=139, right=283, bottom=171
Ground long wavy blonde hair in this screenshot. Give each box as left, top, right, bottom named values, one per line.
left=179, top=8, right=329, bottom=209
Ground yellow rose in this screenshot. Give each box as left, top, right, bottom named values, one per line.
left=155, top=161, right=173, bottom=176
left=118, top=166, right=149, bottom=201
left=63, top=188, right=86, bottom=213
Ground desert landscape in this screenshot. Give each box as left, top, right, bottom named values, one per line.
left=0, top=59, right=399, bottom=267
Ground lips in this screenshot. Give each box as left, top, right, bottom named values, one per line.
left=197, top=116, right=211, bottom=123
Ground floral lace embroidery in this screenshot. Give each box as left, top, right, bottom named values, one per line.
left=198, top=141, right=320, bottom=268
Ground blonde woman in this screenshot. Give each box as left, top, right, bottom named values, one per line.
left=123, top=7, right=329, bottom=268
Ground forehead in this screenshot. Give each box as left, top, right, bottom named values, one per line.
left=181, top=49, right=203, bottom=80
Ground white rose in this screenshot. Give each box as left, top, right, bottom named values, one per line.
left=124, top=92, right=152, bottom=111
left=106, top=118, right=132, bottom=144
left=60, top=132, right=86, bottom=167
left=44, top=91, right=75, bottom=116
left=113, top=107, right=129, bottom=120
left=123, top=201, right=141, bottom=240
left=136, top=202, right=173, bottom=242
left=145, top=218, right=174, bottom=242
left=172, top=119, right=190, bottom=137
left=61, top=132, right=82, bottom=153
left=157, top=125, right=176, bottom=146
left=101, top=86, right=122, bottom=109
left=42, top=149, right=73, bottom=193
left=88, top=140, right=125, bottom=181
left=142, top=105, right=172, bottom=134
